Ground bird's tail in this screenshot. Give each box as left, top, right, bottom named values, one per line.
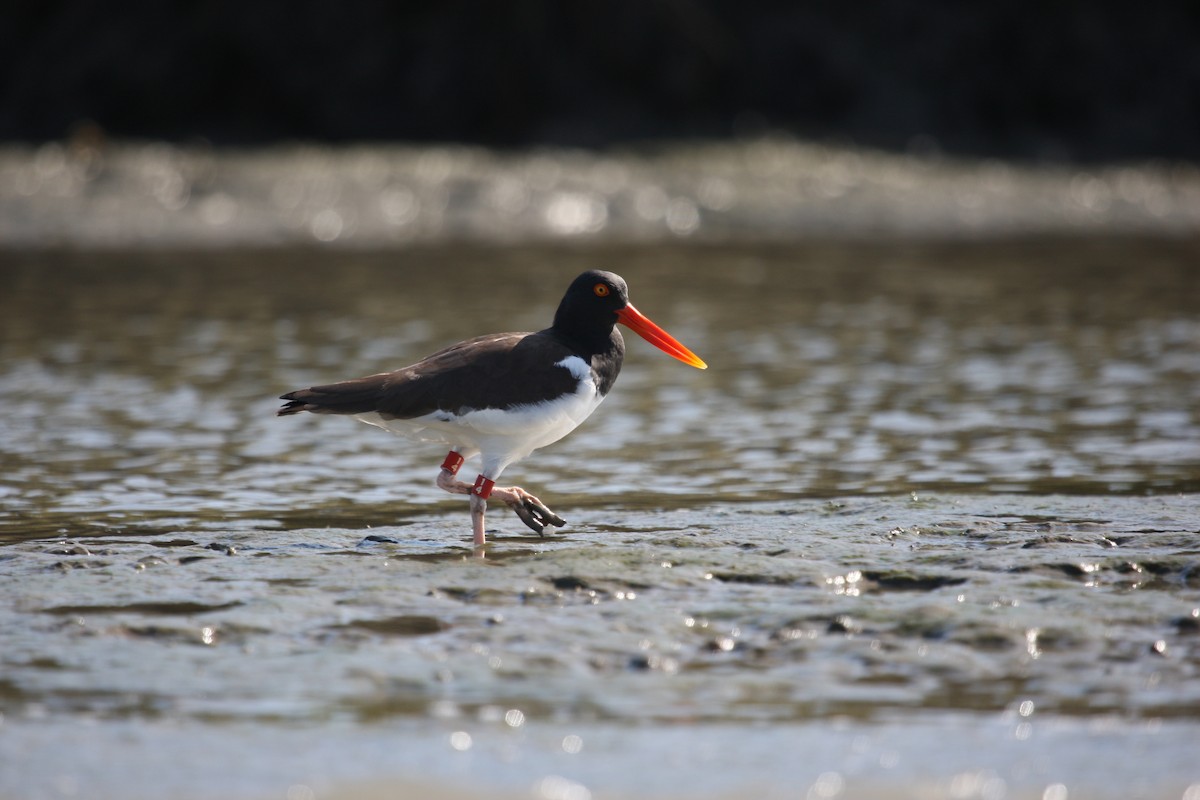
left=276, top=375, right=388, bottom=417
left=276, top=393, right=315, bottom=416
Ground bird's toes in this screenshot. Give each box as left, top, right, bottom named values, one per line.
left=525, top=498, right=566, bottom=528
left=510, top=502, right=546, bottom=535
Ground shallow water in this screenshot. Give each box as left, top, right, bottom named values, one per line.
left=1, top=239, right=1199, bottom=799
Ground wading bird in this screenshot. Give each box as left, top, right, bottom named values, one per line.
left=277, top=270, right=706, bottom=546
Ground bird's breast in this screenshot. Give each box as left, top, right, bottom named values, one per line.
left=355, top=354, right=605, bottom=458
left=452, top=355, right=602, bottom=439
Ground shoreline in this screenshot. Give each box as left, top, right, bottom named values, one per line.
left=3, top=138, right=1198, bottom=249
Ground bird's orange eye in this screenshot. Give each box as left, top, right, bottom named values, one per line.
left=593, top=283, right=610, bottom=297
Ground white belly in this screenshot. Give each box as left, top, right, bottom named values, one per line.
left=354, top=355, right=604, bottom=472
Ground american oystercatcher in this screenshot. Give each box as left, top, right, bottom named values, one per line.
left=277, top=270, right=706, bottom=546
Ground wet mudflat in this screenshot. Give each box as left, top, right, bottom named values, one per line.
left=1, top=239, right=1199, bottom=799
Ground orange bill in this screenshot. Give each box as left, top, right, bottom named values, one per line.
left=615, top=303, right=708, bottom=369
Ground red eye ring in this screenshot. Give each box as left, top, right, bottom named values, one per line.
left=593, top=283, right=610, bottom=297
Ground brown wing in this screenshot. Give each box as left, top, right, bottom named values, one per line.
left=277, top=331, right=583, bottom=419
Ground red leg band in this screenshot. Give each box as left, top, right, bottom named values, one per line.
left=471, top=475, right=495, bottom=499
left=440, top=451, right=465, bottom=475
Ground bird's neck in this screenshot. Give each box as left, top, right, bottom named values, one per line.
left=548, top=320, right=621, bottom=357
left=550, top=306, right=620, bottom=353
left=544, top=324, right=625, bottom=395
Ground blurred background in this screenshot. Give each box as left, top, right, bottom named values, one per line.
left=3, top=0, right=1199, bottom=161
left=3, top=0, right=1199, bottom=247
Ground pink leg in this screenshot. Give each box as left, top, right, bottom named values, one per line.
left=469, top=494, right=487, bottom=546
left=471, top=475, right=566, bottom=535
left=436, top=469, right=476, bottom=495
left=433, top=451, right=566, bottom=541
left=435, top=451, right=475, bottom=495
left=435, top=451, right=488, bottom=546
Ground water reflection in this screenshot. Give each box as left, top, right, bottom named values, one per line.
left=2, top=235, right=1199, bottom=800
left=1, top=239, right=1198, bottom=544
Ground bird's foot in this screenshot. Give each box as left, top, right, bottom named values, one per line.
left=491, top=486, right=567, bottom=535
left=453, top=464, right=565, bottom=537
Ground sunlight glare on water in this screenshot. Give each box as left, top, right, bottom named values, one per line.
left=0, top=237, right=1198, bottom=799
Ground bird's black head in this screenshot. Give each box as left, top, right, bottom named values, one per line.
left=552, top=270, right=629, bottom=344
left=551, top=269, right=708, bottom=369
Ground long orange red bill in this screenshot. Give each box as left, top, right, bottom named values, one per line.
left=615, top=304, right=707, bottom=369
